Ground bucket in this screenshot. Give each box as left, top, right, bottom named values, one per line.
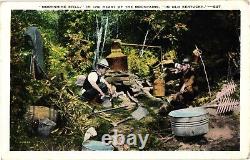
left=153, top=78, right=165, bottom=97
left=82, top=140, right=114, bottom=151
left=168, top=107, right=209, bottom=137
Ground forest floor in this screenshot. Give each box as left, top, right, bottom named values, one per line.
left=103, top=94, right=240, bottom=151
left=10, top=78, right=240, bottom=151
left=10, top=93, right=240, bottom=151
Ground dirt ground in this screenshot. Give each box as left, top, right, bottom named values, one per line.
left=95, top=100, right=240, bottom=151
left=151, top=108, right=240, bottom=151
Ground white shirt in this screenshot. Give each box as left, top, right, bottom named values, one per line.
left=80, top=72, right=105, bottom=95
left=87, top=72, right=105, bottom=83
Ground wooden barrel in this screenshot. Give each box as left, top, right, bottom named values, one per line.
left=153, top=78, right=165, bottom=97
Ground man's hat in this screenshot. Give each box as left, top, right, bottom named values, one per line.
left=97, top=59, right=109, bottom=68
left=182, top=57, right=190, bottom=64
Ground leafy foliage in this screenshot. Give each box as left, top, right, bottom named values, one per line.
left=124, top=47, right=158, bottom=77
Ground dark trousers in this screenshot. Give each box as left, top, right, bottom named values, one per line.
left=81, top=83, right=108, bottom=102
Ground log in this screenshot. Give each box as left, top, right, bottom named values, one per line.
left=105, top=76, right=130, bottom=83
left=143, top=87, right=153, bottom=92
left=123, top=81, right=132, bottom=86
left=121, top=42, right=161, bottom=49
left=131, top=87, right=141, bottom=93
left=145, top=80, right=152, bottom=87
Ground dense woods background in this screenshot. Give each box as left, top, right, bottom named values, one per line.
left=10, top=10, right=240, bottom=150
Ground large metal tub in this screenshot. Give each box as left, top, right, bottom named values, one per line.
left=168, top=107, right=209, bottom=137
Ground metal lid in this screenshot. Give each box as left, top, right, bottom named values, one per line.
left=82, top=140, right=114, bottom=151
left=168, top=107, right=208, bottom=118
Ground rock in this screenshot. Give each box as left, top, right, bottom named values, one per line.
left=102, top=97, right=112, bottom=108
left=37, top=118, right=56, bottom=137
left=75, top=75, right=86, bottom=86
left=83, top=127, right=97, bottom=142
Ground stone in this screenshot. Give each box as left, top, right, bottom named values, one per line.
left=83, top=127, right=97, bottom=142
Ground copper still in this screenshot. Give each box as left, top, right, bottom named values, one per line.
left=106, top=39, right=128, bottom=71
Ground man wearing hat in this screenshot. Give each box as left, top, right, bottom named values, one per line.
left=170, top=57, right=198, bottom=109
left=81, top=59, right=113, bottom=102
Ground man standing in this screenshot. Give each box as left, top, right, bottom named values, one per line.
left=81, top=59, right=113, bottom=102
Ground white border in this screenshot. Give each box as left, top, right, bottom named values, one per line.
left=1, top=1, right=250, bottom=160
left=2, top=1, right=249, bottom=10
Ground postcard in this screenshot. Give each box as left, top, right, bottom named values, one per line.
left=0, top=0, right=249, bottom=159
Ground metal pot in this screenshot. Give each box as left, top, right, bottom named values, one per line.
left=168, top=107, right=209, bottom=137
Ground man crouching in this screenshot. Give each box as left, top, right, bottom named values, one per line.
left=81, top=59, right=113, bottom=103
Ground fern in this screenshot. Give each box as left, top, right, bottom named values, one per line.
left=216, top=81, right=237, bottom=100
left=217, top=97, right=240, bottom=114
left=204, top=81, right=240, bottom=114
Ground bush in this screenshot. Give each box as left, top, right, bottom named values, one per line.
left=123, top=47, right=158, bottom=77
